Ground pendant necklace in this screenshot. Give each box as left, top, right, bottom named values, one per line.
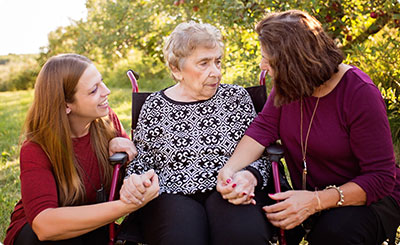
left=300, top=96, right=320, bottom=190
left=79, top=158, right=107, bottom=203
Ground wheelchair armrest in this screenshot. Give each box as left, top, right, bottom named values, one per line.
left=109, top=152, right=129, bottom=166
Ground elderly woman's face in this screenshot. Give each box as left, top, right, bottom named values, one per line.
left=259, top=45, right=274, bottom=78
left=174, top=46, right=222, bottom=101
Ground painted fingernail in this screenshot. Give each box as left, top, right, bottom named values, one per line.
left=232, top=183, right=237, bottom=188
left=226, top=178, right=232, bottom=184
left=242, top=192, right=247, bottom=196
left=250, top=194, right=255, bottom=198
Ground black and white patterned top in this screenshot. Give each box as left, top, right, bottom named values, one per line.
left=126, top=84, right=271, bottom=194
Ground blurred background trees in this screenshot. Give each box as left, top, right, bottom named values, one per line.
left=1, top=0, right=399, bottom=158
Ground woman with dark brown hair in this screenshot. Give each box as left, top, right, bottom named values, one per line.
left=4, top=53, right=159, bottom=245
left=218, top=10, right=400, bottom=245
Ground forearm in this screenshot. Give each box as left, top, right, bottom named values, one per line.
left=317, top=182, right=366, bottom=211
left=32, top=200, right=137, bottom=241
left=225, top=135, right=266, bottom=172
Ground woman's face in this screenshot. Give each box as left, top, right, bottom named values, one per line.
left=173, top=45, right=222, bottom=101
left=67, top=64, right=110, bottom=125
left=259, top=45, right=274, bottom=78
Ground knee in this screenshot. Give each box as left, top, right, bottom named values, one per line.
left=211, top=226, right=271, bottom=245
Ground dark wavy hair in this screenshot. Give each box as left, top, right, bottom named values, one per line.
left=256, top=10, right=344, bottom=106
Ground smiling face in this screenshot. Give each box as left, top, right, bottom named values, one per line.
left=66, top=64, right=110, bottom=132
left=172, top=46, right=222, bottom=101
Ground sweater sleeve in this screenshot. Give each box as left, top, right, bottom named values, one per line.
left=19, top=142, right=59, bottom=224
left=236, top=87, right=271, bottom=189
left=347, top=83, right=396, bottom=205
left=245, top=88, right=281, bottom=147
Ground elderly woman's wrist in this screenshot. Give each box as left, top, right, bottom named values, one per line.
left=242, top=167, right=260, bottom=187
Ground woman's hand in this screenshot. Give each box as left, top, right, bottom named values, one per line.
left=120, top=169, right=159, bottom=207
left=109, top=137, right=138, bottom=161
left=217, top=170, right=257, bottom=205
left=262, top=190, right=319, bottom=230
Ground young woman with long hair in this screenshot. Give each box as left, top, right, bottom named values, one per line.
left=4, top=53, right=159, bottom=245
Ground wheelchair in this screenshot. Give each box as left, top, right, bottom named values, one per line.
left=107, top=70, right=289, bottom=245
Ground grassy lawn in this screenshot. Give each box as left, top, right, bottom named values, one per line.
left=1, top=88, right=399, bottom=243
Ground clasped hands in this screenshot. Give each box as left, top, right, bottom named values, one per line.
left=109, top=137, right=159, bottom=207
left=217, top=168, right=258, bottom=205
left=217, top=166, right=320, bottom=230
left=120, top=169, right=160, bottom=208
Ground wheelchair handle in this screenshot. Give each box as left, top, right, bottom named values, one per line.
left=266, top=144, right=284, bottom=162
left=109, top=152, right=129, bottom=166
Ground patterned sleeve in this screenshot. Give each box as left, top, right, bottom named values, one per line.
left=125, top=95, right=155, bottom=177
left=233, top=86, right=271, bottom=189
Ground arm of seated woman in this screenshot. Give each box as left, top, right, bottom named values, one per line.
left=32, top=171, right=159, bottom=241
left=32, top=200, right=143, bottom=241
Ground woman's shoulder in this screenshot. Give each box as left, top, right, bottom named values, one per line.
left=20, top=141, right=52, bottom=169
left=341, top=66, right=377, bottom=92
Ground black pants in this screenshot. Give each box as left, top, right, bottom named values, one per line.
left=14, top=223, right=108, bottom=245
left=285, top=196, right=400, bottom=245
left=119, top=189, right=273, bottom=245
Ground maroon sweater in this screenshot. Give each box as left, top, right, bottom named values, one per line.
left=246, top=67, right=400, bottom=206
left=4, top=109, right=128, bottom=245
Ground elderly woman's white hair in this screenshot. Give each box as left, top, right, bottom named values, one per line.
left=163, top=21, right=224, bottom=80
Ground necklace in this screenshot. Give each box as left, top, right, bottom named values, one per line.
left=300, top=96, right=320, bottom=190
left=78, top=157, right=107, bottom=203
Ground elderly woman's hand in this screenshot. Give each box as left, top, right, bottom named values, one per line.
left=262, top=190, right=319, bottom=230
left=120, top=169, right=159, bottom=206
left=109, top=137, right=138, bottom=162
left=217, top=170, right=257, bottom=205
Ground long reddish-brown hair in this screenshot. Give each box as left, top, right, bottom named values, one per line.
left=256, top=10, right=344, bottom=106
left=23, top=54, right=116, bottom=206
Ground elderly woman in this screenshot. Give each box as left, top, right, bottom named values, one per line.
left=120, top=22, right=272, bottom=244
left=218, top=10, right=400, bottom=245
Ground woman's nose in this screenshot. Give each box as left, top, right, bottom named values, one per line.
left=101, top=83, right=111, bottom=96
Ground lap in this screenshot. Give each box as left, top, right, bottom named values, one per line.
left=120, top=190, right=273, bottom=245
left=134, top=193, right=209, bottom=245
left=206, top=189, right=273, bottom=244
left=308, top=206, right=382, bottom=245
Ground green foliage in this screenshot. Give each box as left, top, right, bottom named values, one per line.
left=0, top=54, right=39, bottom=91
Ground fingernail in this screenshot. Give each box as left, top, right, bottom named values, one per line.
left=226, top=178, right=232, bottom=184
left=250, top=194, right=255, bottom=198
left=232, top=183, right=237, bottom=188
left=242, top=192, right=247, bottom=196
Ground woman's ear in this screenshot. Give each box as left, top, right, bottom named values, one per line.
left=170, top=65, right=183, bottom=81
left=66, top=105, right=71, bottom=114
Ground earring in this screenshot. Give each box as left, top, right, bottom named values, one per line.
left=66, top=108, right=71, bottom=114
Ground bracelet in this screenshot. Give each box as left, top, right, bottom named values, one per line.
left=325, top=185, right=344, bottom=206
left=314, top=191, right=322, bottom=211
